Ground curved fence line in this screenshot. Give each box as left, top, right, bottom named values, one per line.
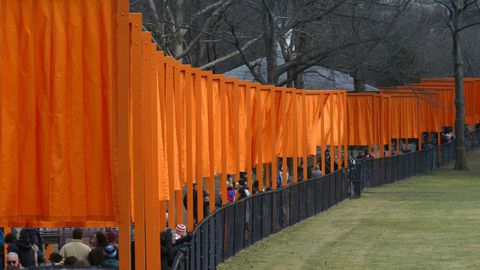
left=174, top=130, right=479, bottom=270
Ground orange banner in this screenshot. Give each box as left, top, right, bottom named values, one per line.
left=0, top=0, right=120, bottom=227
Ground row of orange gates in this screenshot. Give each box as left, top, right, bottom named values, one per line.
left=1, top=1, right=480, bottom=269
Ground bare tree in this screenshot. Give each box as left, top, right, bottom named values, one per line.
left=131, top=0, right=236, bottom=64
left=433, top=0, right=480, bottom=170
left=222, top=0, right=368, bottom=86
left=317, top=0, right=417, bottom=91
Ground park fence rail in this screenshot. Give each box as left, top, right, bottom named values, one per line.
left=175, top=169, right=348, bottom=270
left=173, top=129, right=480, bottom=270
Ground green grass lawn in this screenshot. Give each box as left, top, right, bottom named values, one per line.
left=218, top=149, right=480, bottom=270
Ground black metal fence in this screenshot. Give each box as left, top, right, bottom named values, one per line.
left=360, top=141, right=455, bottom=189
left=173, top=129, right=480, bottom=270
left=175, top=169, right=348, bottom=270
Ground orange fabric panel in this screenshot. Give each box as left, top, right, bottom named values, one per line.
left=294, top=92, right=306, bottom=157
left=245, top=83, right=257, bottom=171
left=0, top=0, right=118, bottom=226
left=322, top=93, right=346, bottom=147
left=210, top=77, right=221, bottom=174
left=347, top=93, right=391, bottom=148
left=304, top=91, right=346, bottom=155
left=475, top=79, right=480, bottom=122
left=155, top=55, right=170, bottom=200
left=196, top=75, right=211, bottom=176
left=382, top=93, right=419, bottom=138
left=251, top=87, right=269, bottom=163
left=174, top=65, right=186, bottom=187
left=237, top=83, right=248, bottom=171
left=465, top=80, right=476, bottom=125
left=380, top=95, right=391, bottom=145
left=281, top=91, right=294, bottom=157
left=259, top=88, right=274, bottom=162
left=304, top=94, right=323, bottom=155
left=224, top=80, right=238, bottom=173
left=346, top=95, right=374, bottom=145
left=473, top=79, right=480, bottom=121
left=416, top=78, right=480, bottom=126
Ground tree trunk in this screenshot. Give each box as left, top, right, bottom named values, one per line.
left=452, top=30, right=468, bottom=170
left=263, top=4, right=277, bottom=85
left=353, top=70, right=366, bottom=92
left=174, top=0, right=186, bottom=61
left=292, top=0, right=306, bottom=89
left=294, top=70, right=305, bottom=89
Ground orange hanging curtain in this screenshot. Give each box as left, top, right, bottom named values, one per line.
left=0, top=0, right=120, bottom=227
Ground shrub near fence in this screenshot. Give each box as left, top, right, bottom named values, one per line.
left=173, top=130, right=480, bottom=270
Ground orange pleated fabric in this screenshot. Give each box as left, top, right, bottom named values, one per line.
left=0, top=0, right=119, bottom=227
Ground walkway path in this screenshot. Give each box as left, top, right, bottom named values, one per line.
left=218, top=149, right=480, bottom=270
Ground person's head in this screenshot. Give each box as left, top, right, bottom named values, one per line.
left=253, top=180, right=259, bottom=188
left=193, top=183, right=198, bottom=191
left=104, top=245, right=118, bottom=260
left=6, top=252, right=21, bottom=269
left=107, top=231, right=117, bottom=244
left=49, top=252, right=63, bottom=264
left=72, top=228, right=83, bottom=240
left=94, top=231, right=108, bottom=247
left=63, top=256, right=78, bottom=266
left=161, top=228, right=176, bottom=246
left=238, top=179, right=245, bottom=187
left=5, top=233, right=17, bottom=244
left=175, top=224, right=187, bottom=237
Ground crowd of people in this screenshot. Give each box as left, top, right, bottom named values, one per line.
left=3, top=228, right=119, bottom=269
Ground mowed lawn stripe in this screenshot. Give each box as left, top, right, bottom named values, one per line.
left=218, top=149, right=480, bottom=270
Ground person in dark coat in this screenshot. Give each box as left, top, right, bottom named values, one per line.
left=19, top=228, right=45, bottom=265
left=5, top=233, right=36, bottom=268
left=63, top=256, right=78, bottom=266
left=0, top=229, right=4, bottom=270
left=183, top=184, right=198, bottom=223
left=160, top=228, right=192, bottom=270
left=183, top=183, right=211, bottom=224
left=87, top=231, right=108, bottom=266
left=19, top=229, right=43, bottom=254
left=252, top=180, right=260, bottom=194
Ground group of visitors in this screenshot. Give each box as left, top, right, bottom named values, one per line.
left=226, top=176, right=252, bottom=203
left=4, top=228, right=118, bottom=269
left=441, top=128, right=455, bottom=144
